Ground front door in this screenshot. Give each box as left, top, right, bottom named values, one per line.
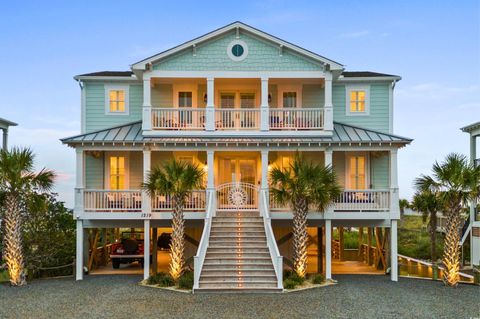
left=217, top=158, right=257, bottom=209
left=219, top=158, right=256, bottom=185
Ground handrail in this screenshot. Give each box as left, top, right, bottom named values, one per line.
left=260, top=189, right=283, bottom=289
left=193, top=190, right=215, bottom=291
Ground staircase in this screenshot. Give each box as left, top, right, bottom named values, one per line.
left=196, top=210, right=282, bottom=293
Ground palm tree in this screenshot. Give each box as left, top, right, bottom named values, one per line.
left=0, top=148, right=54, bottom=286
left=143, top=159, right=204, bottom=280
left=415, top=153, right=480, bottom=287
left=411, top=190, right=440, bottom=263
left=270, top=153, right=341, bottom=278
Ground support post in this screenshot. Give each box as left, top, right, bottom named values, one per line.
left=317, top=227, right=323, bottom=273
left=74, top=148, right=85, bottom=216
left=324, top=149, right=333, bottom=167
left=367, top=228, right=372, bottom=265
left=143, top=220, right=151, bottom=280
left=261, top=150, right=269, bottom=191
left=142, top=149, right=151, bottom=218
left=323, top=72, right=333, bottom=131
left=207, top=150, right=215, bottom=190
left=260, top=77, right=269, bottom=131
left=75, top=220, right=84, bottom=280
left=206, top=77, right=215, bottom=131
left=390, top=149, right=400, bottom=219
left=152, top=227, right=158, bottom=274
left=142, top=78, right=152, bottom=131
left=339, top=227, right=344, bottom=261
left=390, top=220, right=398, bottom=281
left=2, top=128, right=8, bottom=151
left=325, top=219, right=332, bottom=280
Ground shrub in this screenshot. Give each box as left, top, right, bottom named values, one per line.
left=177, top=271, right=194, bottom=289
left=311, top=274, right=324, bottom=284
left=283, top=270, right=305, bottom=285
left=147, top=272, right=174, bottom=287
left=283, top=278, right=297, bottom=289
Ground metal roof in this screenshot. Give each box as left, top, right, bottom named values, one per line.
left=61, top=121, right=412, bottom=146
left=0, top=117, right=18, bottom=130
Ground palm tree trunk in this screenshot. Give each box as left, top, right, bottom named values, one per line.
left=292, top=197, right=308, bottom=278
left=443, top=207, right=462, bottom=287
left=430, top=211, right=437, bottom=263
left=169, top=195, right=185, bottom=280
left=3, top=193, right=27, bottom=286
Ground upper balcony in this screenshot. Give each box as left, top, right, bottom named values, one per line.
left=141, top=77, right=334, bottom=137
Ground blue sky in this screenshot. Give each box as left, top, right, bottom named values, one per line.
left=0, top=1, right=479, bottom=207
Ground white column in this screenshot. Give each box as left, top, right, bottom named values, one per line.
left=470, top=135, right=477, bottom=164
left=323, top=72, right=333, bottom=131
left=74, top=148, right=85, bottom=216
left=207, top=150, right=215, bottom=190
left=390, top=220, right=398, bottom=281
left=261, top=150, right=269, bottom=190
left=206, top=77, right=215, bottom=131
left=142, top=78, right=152, bottom=131
left=390, top=149, right=400, bottom=219
left=142, top=149, right=151, bottom=217
left=324, top=149, right=333, bottom=167
left=260, top=77, right=269, bottom=131
left=76, top=219, right=84, bottom=280
left=2, top=128, right=8, bottom=151
left=325, top=219, right=332, bottom=280
left=143, top=219, right=151, bottom=280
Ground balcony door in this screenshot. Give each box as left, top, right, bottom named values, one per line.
left=347, top=154, right=367, bottom=190
left=219, top=92, right=256, bottom=129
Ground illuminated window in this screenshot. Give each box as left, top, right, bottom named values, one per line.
left=346, top=85, right=369, bottom=115
left=110, top=156, right=126, bottom=189
left=105, top=85, right=129, bottom=115
left=349, top=155, right=366, bottom=189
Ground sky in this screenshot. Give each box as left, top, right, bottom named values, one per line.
left=0, top=1, right=479, bottom=208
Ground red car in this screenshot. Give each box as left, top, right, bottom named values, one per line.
left=110, top=233, right=151, bottom=269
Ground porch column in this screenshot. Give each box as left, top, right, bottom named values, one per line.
left=324, top=149, right=333, bottom=167
left=143, top=220, right=151, bottom=280
left=2, top=128, right=8, bottom=151
left=390, top=220, right=398, bottom=281
left=260, top=77, right=269, bottom=131
left=260, top=150, right=269, bottom=190
left=142, top=149, right=152, bottom=217
left=75, top=220, right=84, bottom=280
left=207, top=150, right=215, bottom=190
left=325, top=219, right=332, bottom=280
left=323, top=72, right=333, bottom=131
left=142, top=78, right=152, bottom=131
left=206, top=77, right=215, bottom=131
left=152, top=227, right=158, bottom=274
left=390, top=149, right=400, bottom=219
left=470, top=135, right=477, bottom=164
left=74, top=148, right=85, bottom=217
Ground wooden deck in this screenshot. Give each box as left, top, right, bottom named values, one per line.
left=332, top=260, right=383, bottom=275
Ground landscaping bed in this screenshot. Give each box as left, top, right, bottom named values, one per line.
left=283, top=271, right=333, bottom=292
left=141, top=271, right=193, bottom=293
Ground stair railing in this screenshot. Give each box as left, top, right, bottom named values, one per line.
left=260, top=189, right=283, bottom=289
left=193, top=190, right=215, bottom=291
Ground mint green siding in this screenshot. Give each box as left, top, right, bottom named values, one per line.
left=302, top=84, right=324, bottom=108
left=370, top=152, right=389, bottom=189
left=332, top=83, right=390, bottom=133
left=153, top=31, right=323, bottom=72
left=85, top=83, right=143, bottom=133
left=85, top=154, right=104, bottom=188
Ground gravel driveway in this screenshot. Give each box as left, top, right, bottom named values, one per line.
left=0, top=275, right=478, bottom=319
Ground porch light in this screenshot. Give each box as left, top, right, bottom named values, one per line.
left=268, top=93, right=272, bottom=103
left=203, top=93, right=207, bottom=103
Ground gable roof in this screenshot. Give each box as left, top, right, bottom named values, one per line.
left=341, top=71, right=399, bottom=78
left=61, top=121, right=412, bottom=147
left=131, top=21, right=344, bottom=72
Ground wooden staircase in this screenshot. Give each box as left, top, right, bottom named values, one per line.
left=195, top=210, right=282, bottom=293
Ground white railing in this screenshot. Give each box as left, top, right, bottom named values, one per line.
left=215, top=109, right=260, bottom=130
left=84, top=190, right=142, bottom=212
left=152, top=190, right=206, bottom=212
left=260, top=189, right=283, bottom=289
left=151, top=108, right=205, bottom=130
left=193, top=191, right=215, bottom=291
left=269, top=108, right=324, bottom=130
left=216, top=182, right=258, bottom=210
left=334, top=190, right=391, bottom=212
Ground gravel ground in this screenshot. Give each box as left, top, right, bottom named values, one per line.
left=0, top=275, right=478, bottom=319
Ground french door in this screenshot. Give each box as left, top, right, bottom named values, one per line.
left=218, top=92, right=258, bottom=129
left=217, top=158, right=258, bottom=209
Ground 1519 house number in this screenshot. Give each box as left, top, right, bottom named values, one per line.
left=141, top=213, right=151, bottom=218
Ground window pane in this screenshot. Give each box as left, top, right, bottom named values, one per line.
left=110, top=91, right=118, bottom=101
left=358, top=101, right=365, bottom=112
left=350, top=91, right=357, bottom=102
left=357, top=91, right=365, bottom=101
left=117, top=101, right=125, bottom=112
left=283, top=92, right=296, bottom=108
left=350, top=101, right=357, bottom=112
left=240, top=93, right=255, bottom=108
left=179, top=92, right=192, bottom=108
left=357, top=157, right=365, bottom=174
left=221, top=93, right=235, bottom=108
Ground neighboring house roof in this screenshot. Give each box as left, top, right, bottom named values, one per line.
left=61, top=121, right=412, bottom=146
left=76, top=71, right=134, bottom=77
left=461, top=121, right=480, bottom=133
left=0, top=117, right=18, bottom=130
left=131, top=21, right=344, bottom=72
left=341, top=71, right=399, bottom=78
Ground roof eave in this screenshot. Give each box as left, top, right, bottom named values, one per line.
left=336, top=76, right=402, bottom=82
left=73, top=75, right=139, bottom=81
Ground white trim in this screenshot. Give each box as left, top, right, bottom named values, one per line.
left=277, top=84, right=302, bottom=108
left=104, top=152, right=130, bottom=189
left=144, top=70, right=325, bottom=79
left=389, top=81, right=394, bottom=134
left=74, top=76, right=138, bottom=81
left=81, top=82, right=86, bottom=134
left=173, top=84, right=198, bottom=108
left=132, top=22, right=343, bottom=71
left=104, top=84, right=130, bottom=115
left=227, top=39, right=248, bottom=62
left=336, top=76, right=401, bottom=82
left=345, top=84, right=370, bottom=116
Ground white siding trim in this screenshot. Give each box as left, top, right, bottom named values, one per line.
left=104, top=84, right=130, bottom=116
left=389, top=82, right=394, bottom=133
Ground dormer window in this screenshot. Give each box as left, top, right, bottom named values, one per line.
left=346, top=85, right=370, bottom=115
left=105, top=85, right=129, bottom=115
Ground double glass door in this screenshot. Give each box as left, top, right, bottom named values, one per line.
left=219, top=158, right=256, bottom=185
left=219, top=92, right=256, bottom=129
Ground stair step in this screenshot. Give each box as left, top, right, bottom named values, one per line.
left=199, top=275, right=277, bottom=282
left=206, top=251, right=270, bottom=257
left=202, top=264, right=275, bottom=271
left=201, top=269, right=276, bottom=276
left=207, top=246, right=269, bottom=251
left=211, top=222, right=264, bottom=227
left=204, top=257, right=272, bottom=264
left=210, top=231, right=266, bottom=237
left=213, top=217, right=263, bottom=223
left=194, top=287, right=282, bottom=293
left=216, top=211, right=260, bottom=217
left=208, top=242, right=267, bottom=248
left=211, top=227, right=265, bottom=232
left=198, top=281, right=279, bottom=289
left=209, top=235, right=266, bottom=240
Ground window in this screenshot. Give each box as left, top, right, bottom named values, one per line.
left=283, top=92, right=297, bottom=108
left=231, top=44, right=244, bottom=57
left=240, top=93, right=255, bottom=108
left=346, top=85, right=369, bottom=115
left=105, top=85, right=129, bottom=115
left=178, top=92, right=192, bottom=108
left=110, top=156, right=125, bottom=189
left=348, top=155, right=366, bottom=190
left=220, top=93, right=236, bottom=108
left=227, top=40, right=248, bottom=61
